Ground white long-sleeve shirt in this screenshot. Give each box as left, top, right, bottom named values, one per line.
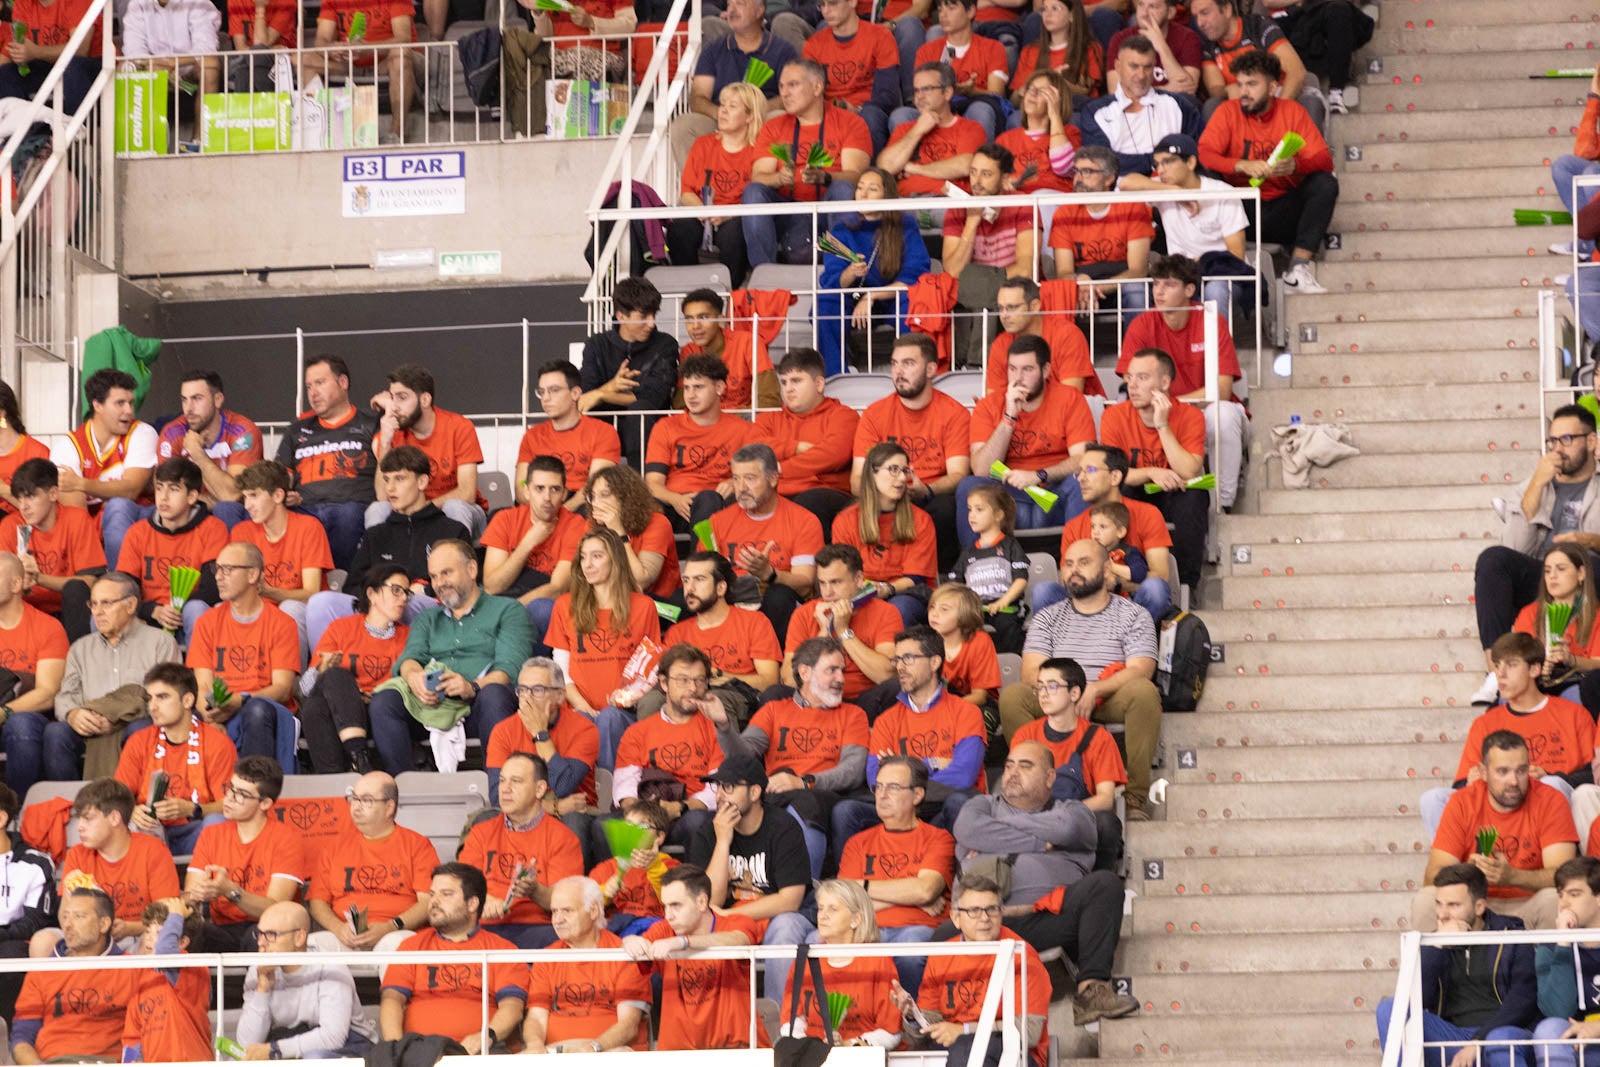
left=120, top=0, right=221, bottom=58
left=236, top=961, right=378, bottom=1057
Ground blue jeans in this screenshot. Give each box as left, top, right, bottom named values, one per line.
left=891, top=14, right=927, bottom=98
left=954, top=474, right=1083, bottom=549
left=152, top=813, right=227, bottom=857
left=859, top=103, right=891, bottom=157
left=1552, top=154, right=1600, bottom=255
left=486, top=922, right=559, bottom=948
left=226, top=698, right=299, bottom=769
left=296, top=501, right=369, bottom=572
left=37, top=718, right=152, bottom=783
left=594, top=705, right=635, bottom=772
left=526, top=597, right=555, bottom=654
left=879, top=924, right=933, bottom=996
left=1532, top=1015, right=1592, bottom=1067
left=0, top=56, right=100, bottom=111
left=815, top=284, right=910, bottom=377
left=888, top=593, right=928, bottom=628
left=1375, top=997, right=1532, bottom=1067
left=1, top=711, right=51, bottom=796
left=742, top=179, right=857, bottom=267
left=762, top=910, right=819, bottom=1009
left=100, top=499, right=154, bottom=573
left=368, top=682, right=516, bottom=774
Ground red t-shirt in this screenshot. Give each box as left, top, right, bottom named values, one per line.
left=915, top=34, right=1008, bottom=91
left=545, top=593, right=662, bottom=710
left=943, top=630, right=1001, bottom=698
left=996, top=125, right=1082, bottom=196
left=832, top=504, right=939, bottom=584
left=307, top=824, right=439, bottom=923
left=228, top=0, right=298, bottom=47
left=804, top=22, right=899, bottom=106
left=837, top=820, right=955, bottom=927
left=1012, top=39, right=1105, bottom=91
left=795, top=955, right=903, bottom=1043
left=785, top=596, right=901, bottom=700
left=919, top=931, right=1051, bottom=1066
left=186, top=602, right=303, bottom=710
left=644, top=913, right=759, bottom=1050
left=1435, top=780, right=1578, bottom=898
left=628, top=512, right=681, bottom=600
left=517, top=417, right=623, bottom=495
left=1098, top=399, right=1207, bottom=475
left=589, top=854, right=679, bottom=919
left=124, top=964, right=212, bottom=1064
left=1454, top=698, right=1597, bottom=781
left=984, top=321, right=1095, bottom=397
left=485, top=708, right=600, bottom=806
left=756, top=397, right=860, bottom=496
left=970, top=382, right=1095, bottom=470
left=0, top=601, right=69, bottom=674
left=1117, top=309, right=1244, bottom=400
left=1513, top=602, right=1600, bottom=659
left=317, top=0, right=414, bottom=47
left=482, top=506, right=587, bottom=580
left=14, top=0, right=103, bottom=56
left=1047, top=201, right=1155, bottom=268
left=747, top=697, right=870, bottom=779
left=114, top=718, right=236, bottom=824
left=853, top=391, right=972, bottom=485
left=231, top=513, right=334, bottom=593
left=615, top=710, right=722, bottom=799
left=886, top=116, right=987, bottom=195
left=1011, top=715, right=1127, bottom=795
left=0, top=435, right=50, bottom=519
left=681, top=135, right=763, bottom=208
left=709, top=497, right=824, bottom=580
left=1058, top=497, right=1172, bottom=558
left=311, top=614, right=411, bottom=694
left=458, top=813, right=586, bottom=925
left=392, top=408, right=485, bottom=506
left=189, top=816, right=309, bottom=926
left=117, top=514, right=230, bottom=606
left=644, top=412, right=754, bottom=494
left=755, top=111, right=874, bottom=203
left=59, top=834, right=181, bottom=924
left=0, top=506, right=106, bottom=614
left=527, top=930, right=653, bottom=1050
left=16, top=959, right=138, bottom=1061
left=870, top=692, right=986, bottom=789
left=664, top=607, right=782, bottom=678
left=382, top=927, right=529, bottom=1042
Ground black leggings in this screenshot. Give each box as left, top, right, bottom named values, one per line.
left=1473, top=545, right=1545, bottom=651
left=298, top=667, right=371, bottom=774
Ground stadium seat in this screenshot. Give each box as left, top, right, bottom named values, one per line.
left=823, top=373, right=894, bottom=408
left=394, top=770, right=490, bottom=857
left=594, top=766, right=613, bottom=813
left=480, top=470, right=513, bottom=512
left=1095, top=366, right=1123, bottom=401
left=1025, top=552, right=1057, bottom=610
left=934, top=370, right=984, bottom=407
left=998, top=653, right=1021, bottom=688
left=1087, top=394, right=1106, bottom=434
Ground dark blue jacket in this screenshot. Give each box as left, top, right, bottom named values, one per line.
left=1078, top=90, right=1201, bottom=178
left=1421, top=911, right=1539, bottom=1040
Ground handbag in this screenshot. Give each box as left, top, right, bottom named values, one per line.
left=773, top=942, right=837, bottom=1067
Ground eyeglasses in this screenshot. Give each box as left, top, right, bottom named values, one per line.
left=1078, top=465, right=1101, bottom=475
left=516, top=684, right=561, bottom=700
left=1547, top=434, right=1591, bottom=449
left=89, top=598, right=134, bottom=609
left=255, top=928, right=299, bottom=943
left=889, top=653, right=929, bottom=667
left=223, top=784, right=261, bottom=803
left=955, top=905, right=1002, bottom=918
left=995, top=303, right=1029, bottom=314
left=665, top=674, right=708, bottom=688
left=877, top=464, right=913, bottom=478
left=873, top=782, right=913, bottom=795
left=912, top=83, right=946, bottom=95
left=346, top=793, right=390, bottom=807
left=1033, top=681, right=1073, bottom=696
left=213, top=563, right=258, bottom=577
left=1074, top=166, right=1105, bottom=176
left=534, top=386, right=573, bottom=399
left=381, top=584, right=413, bottom=599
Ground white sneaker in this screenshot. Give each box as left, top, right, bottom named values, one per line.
left=1342, top=84, right=1359, bottom=109
left=1282, top=260, right=1328, bottom=294
left=1327, top=88, right=1348, bottom=115
left=1552, top=241, right=1577, bottom=256
left=1491, top=497, right=1508, bottom=523
left=1471, top=672, right=1499, bottom=707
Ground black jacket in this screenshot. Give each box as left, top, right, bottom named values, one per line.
left=346, top=503, right=469, bottom=593
left=1421, top=910, right=1539, bottom=1041
left=128, top=503, right=223, bottom=622
left=579, top=327, right=679, bottom=467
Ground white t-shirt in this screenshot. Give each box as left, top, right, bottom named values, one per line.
left=49, top=421, right=159, bottom=505
left=1154, top=175, right=1250, bottom=260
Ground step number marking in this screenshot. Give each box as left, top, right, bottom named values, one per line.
left=1325, top=233, right=1342, bottom=251
left=1145, top=859, right=1164, bottom=880
left=1346, top=145, right=1362, bottom=162
left=1208, top=643, right=1225, bottom=664
left=1178, top=748, right=1198, bottom=770
left=1232, top=545, right=1251, bottom=564
left=1300, top=324, right=1318, bottom=343
left=1113, top=977, right=1134, bottom=998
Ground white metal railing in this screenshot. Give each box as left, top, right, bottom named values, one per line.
left=1381, top=926, right=1600, bottom=1067
left=0, top=939, right=1027, bottom=1067
left=0, top=0, right=115, bottom=391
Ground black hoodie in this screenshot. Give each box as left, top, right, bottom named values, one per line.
left=579, top=326, right=680, bottom=468
left=346, top=502, right=469, bottom=593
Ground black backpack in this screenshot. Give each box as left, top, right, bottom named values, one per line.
left=1156, top=608, right=1211, bottom=713
left=456, top=26, right=502, bottom=108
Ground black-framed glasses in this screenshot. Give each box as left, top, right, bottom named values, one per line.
left=1547, top=433, right=1591, bottom=449
left=255, top=928, right=298, bottom=942
left=873, top=782, right=913, bottom=795
left=1033, top=681, right=1073, bottom=696
left=955, top=905, right=1002, bottom=918
left=889, top=653, right=929, bottom=667
left=516, top=684, right=561, bottom=700
left=381, top=584, right=413, bottom=599
left=223, top=784, right=261, bottom=803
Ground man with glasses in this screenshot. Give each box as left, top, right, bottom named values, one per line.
left=837, top=754, right=955, bottom=994
left=238, top=901, right=378, bottom=1060
left=1472, top=405, right=1600, bottom=707
left=612, top=644, right=723, bottom=848
left=958, top=334, right=1098, bottom=547
left=880, top=62, right=985, bottom=196
left=1046, top=145, right=1155, bottom=333
left=184, top=755, right=307, bottom=952
left=999, top=539, right=1162, bottom=821
left=306, top=771, right=436, bottom=954
left=981, top=277, right=1096, bottom=399
left=485, top=659, right=600, bottom=865
left=831, top=626, right=986, bottom=849
left=952, top=740, right=1137, bottom=1024
left=515, top=361, right=620, bottom=511
left=186, top=541, right=300, bottom=767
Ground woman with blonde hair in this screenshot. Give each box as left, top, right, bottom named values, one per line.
left=668, top=80, right=767, bottom=284
left=831, top=442, right=937, bottom=626
left=544, top=526, right=661, bottom=767
left=783, top=879, right=903, bottom=1048
left=585, top=463, right=680, bottom=599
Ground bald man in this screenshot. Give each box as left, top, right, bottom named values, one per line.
left=523, top=877, right=650, bottom=1053
left=238, top=901, right=380, bottom=1059
left=996, top=539, right=1164, bottom=821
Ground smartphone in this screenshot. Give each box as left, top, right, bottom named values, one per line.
left=425, top=669, right=444, bottom=693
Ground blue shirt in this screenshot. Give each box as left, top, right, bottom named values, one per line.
left=694, top=30, right=797, bottom=101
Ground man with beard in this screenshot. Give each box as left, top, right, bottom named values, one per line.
left=982, top=277, right=1095, bottom=398
left=522, top=877, right=650, bottom=1053
left=612, top=644, right=723, bottom=847
left=1198, top=47, right=1336, bottom=295
left=50, top=369, right=159, bottom=570
left=274, top=355, right=378, bottom=571
left=367, top=540, right=531, bottom=775
left=380, top=862, right=529, bottom=1052
left=657, top=552, right=782, bottom=725
left=482, top=454, right=587, bottom=647
left=705, top=636, right=869, bottom=879
left=646, top=356, right=758, bottom=534
left=1417, top=731, right=1578, bottom=932
left=940, top=146, right=1038, bottom=372
left=369, top=364, right=487, bottom=539
left=155, top=370, right=260, bottom=528
left=999, top=539, right=1162, bottom=821
left=852, top=334, right=972, bottom=573
left=1473, top=405, right=1600, bottom=706
left=957, top=335, right=1097, bottom=546
left=757, top=349, right=861, bottom=534
left=709, top=443, right=823, bottom=640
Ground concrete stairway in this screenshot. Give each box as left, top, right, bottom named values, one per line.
left=1090, top=0, right=1577, bottom=1059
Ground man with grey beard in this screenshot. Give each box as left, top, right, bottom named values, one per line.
left=367, top=539, right=532, bottom=774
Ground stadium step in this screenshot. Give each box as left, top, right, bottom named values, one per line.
left=1330, top=105, right=1575, bottom=145
left=1285, top=287, right=1539, bottom=322
left=1132, top=814, right=1433, bottom=858
left=1223, top=538, right=1488, bottom=575
left=1290, top=316, right=1541, bottom=352
left=1338, top=136, right=1570, bottom=172
left=1256, top=417, right=1542, bottom=456
left=1217, top=508, right=1501, bottom=543
left=1138, top=854, right=1425, bottom=898
left=1123, top=969, right=1390, bottom=1016
left=1113, top=930, right=1403, bottom=973
left=1325, top=224, right=1566, bottom=261
left=1329, top=194, right=1569, bottom=234
left=1155, top=778, right=1433, bottom=821
left=1369, top=20, right=1598, bottom=53
left=1097, top=1010, right=1383, bottom=1060
left=1363, top=48, right=1593, bottom=83
left=1262, top=448, right=1539, bottom=488
left=1254, top=484, right=1496, bottom=515
left=1289, top=349, right=1538, bottom=387
left=1216, top=569, right=1471, bottom=609
left=1201, top=671, right=1472, bottom=710
left=1357, top=78, right=1593, bottom=113
left=1202, top=635, right=1483, bottom=675
left=1397, top=0, right=1600, bottom=25
left=1167, top=742, right=1458, bottom=785
left=1336, top=165, right=1547, bottom=202
left=1248, top=382, right=1537, bottom=423
left=1131, top=890, right=1414, bottom=935
left=1314, top=252, right=1567, bottom=291
left=1198, top=603, right=1479, bottom=642
left=1162, top=709, right=1473, bottom=750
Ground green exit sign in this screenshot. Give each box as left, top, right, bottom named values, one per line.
left=438, top=251, right=501, bottom=277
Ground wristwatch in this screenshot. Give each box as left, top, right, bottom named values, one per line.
left=226, top=888, right=243, bottom=904
left=840, top=628, right=856, bottom=643
left=534, top=730, right=551, bottom=743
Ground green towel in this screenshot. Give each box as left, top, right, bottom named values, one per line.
left=371, top=677, right=471, bottom=731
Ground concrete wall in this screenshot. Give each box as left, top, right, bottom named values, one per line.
left=118, top=137, right=639, bottom=290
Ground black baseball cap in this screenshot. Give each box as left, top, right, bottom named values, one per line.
left=703, top=754, right=768, bottom=789
left=1154, top=133, right=1199, bottom=160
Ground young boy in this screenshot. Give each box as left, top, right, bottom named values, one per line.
left=231, top=460, right=334, bottom=660
left=1088, top=501, right=1149, bottom=599
left=0, top=457, right=106, bottom=640
left=1534, top=855, right=1600, bottom=1058
left=588, top=800, right=679, bottom=936
left=122, top=898, right=212, bottom=1064
left=1422, top=631, right=1597, bottom=841
left=115, top=457, right=228, bottom=644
